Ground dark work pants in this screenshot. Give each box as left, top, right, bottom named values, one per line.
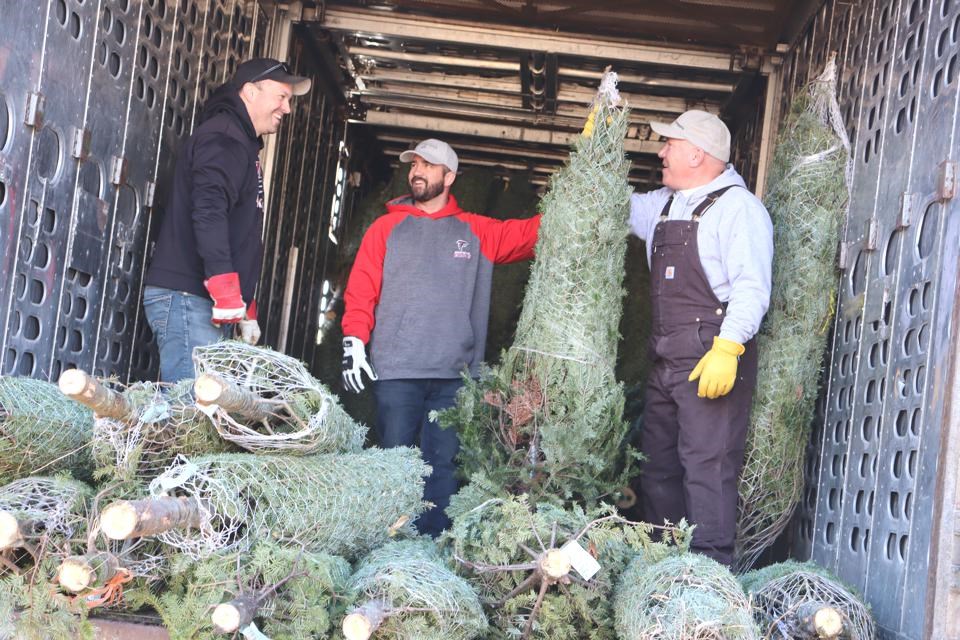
left=373, top=378, right=463, bottom=537
left=640, top=348, right=757, bottom=566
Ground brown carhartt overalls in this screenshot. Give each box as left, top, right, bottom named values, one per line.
left=640, top=186, right=759, bottom=567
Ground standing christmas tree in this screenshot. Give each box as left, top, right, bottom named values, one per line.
left=439, top=71, right=634, bottom=505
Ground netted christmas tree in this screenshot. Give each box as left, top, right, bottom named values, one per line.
left=342, top=539, right=487, bottom=640
left=438, top=71, right=634, bottom=504
left=735, top=56, right=850, bottom=570
left=740, top=560, right=875, bottom=640
left=192, top=342, right=367, bottom=454
left=484, top=173, right=540, bottom=363
left=58, top=371, right=231, bottom=484
left=442, top=491, right=690, bottom=640
left=0, top=376, right=94, bottom=484
left=0, top=475, right=92, bottom=560
left=614, top=552, right=760, bottom=640
left=100, top=448, right=428, bottom=561
left=130, top=542, right=351, bottom=640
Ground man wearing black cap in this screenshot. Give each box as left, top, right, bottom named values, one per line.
left=143, top=58, right=310, bottom=382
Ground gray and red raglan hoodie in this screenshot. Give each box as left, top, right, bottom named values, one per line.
left=342, top=194, right=541, bottom=380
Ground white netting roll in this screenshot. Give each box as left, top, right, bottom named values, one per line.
left=192, top=342, right=367, bottom=454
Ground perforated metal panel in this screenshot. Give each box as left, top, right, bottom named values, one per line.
left=0, top=0, right=266, bottom=384
left=257, top=34, right=343, bottom=366
left=127, top=0, right=258, bottom=382
left=0, top=0, right=98, bottom=379
left=792, top=0, right=960, bottom=637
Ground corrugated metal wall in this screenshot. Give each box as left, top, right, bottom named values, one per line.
left=0, top=0, right=294, bottom=384
left=785, top=0, right=960, bottom=637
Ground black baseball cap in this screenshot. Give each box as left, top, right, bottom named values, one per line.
left=232, top=58, right=311, bottom=96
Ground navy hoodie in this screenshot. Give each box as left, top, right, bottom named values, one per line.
left=145, top=84, right=265, bottom=303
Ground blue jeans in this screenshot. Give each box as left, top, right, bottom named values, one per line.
left=373, top=378, right=463, bottom=536
left=142, top=286, right=232, bottom=383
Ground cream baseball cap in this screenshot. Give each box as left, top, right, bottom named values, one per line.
left=399, top=138, right=459, bottom=173
left=650, top=110, right=731, bottom=163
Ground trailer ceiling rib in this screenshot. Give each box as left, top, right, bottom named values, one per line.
left=302, top=0, right=813, bottom=189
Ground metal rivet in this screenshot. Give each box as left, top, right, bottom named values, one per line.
left=716, top=308, right=723, bottom=315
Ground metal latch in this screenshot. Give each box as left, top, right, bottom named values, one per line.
left=144, top=181, right=156, bottom=208
left=23, top=91, right=44, bottom=128
left=898, top=192, right=916, bottom=228
left=109, top=156, right=127, bottom=186
left=69, top=127, right=91, bottom=160
left=937, top=160, right=957, bottom=200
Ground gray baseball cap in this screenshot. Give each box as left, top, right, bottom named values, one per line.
left=650, top=110, right=731, bottom=163
left=399, top=138, right=459, bottom=173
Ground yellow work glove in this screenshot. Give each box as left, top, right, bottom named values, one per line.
left=581, top=103, right=614, bottom=138
left=582, top=103, right=599, bottom=138
left=688, top=336, right=745, bottom=399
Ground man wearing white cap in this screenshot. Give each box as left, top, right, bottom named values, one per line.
left=628, top=110, right=773, bottom=566
left=340, top=138, right=541, bottom=536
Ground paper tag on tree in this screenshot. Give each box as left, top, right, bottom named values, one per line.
left=560, top=540, right=601, bottom=581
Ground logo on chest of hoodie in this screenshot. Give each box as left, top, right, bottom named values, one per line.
left=453, top=239, right=472, bottom=260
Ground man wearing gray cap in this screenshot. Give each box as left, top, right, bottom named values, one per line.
left=341, top=138, right=541, bottom=536
left=628, top=110, right=773, bottom=566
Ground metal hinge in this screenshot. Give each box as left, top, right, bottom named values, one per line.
left=108, top=156, right=127, bottom=186
left=898, top=192, right=916, bottom=228
left=938, top=160, right=957, bottom=201
left=144, top=181, right=156, bottom=208
left=865, top=215, right=879, bottom=251
left=69, top=127, right=91, bottom=160
left=23, top=91, right=44, bottom=128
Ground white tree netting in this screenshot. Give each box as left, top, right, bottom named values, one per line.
left=439, top=71, right=634, bottom=505
left=614, top=553, right=760, bottom=640
left=740, top=561, right=875, bottom=639
left=88, top=379, right=231, bottom=483
left=0, top=476, right=91, bottom=553
left=735, top=56, right=850, bottom=571
left=0, top=376, right=93, bottom=483
left=141, top=448, right=428, bottom=560
left=192, top=342, right=367, bottom=454
left=345, top=539, right=487, bottom=640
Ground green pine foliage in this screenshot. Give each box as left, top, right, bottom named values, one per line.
left=437, top=83, right=634, bottom=505
left=132, top=543, right=351, bottom=640
left=0, top=376, right=94, bottom=484
left=151, top=448, right=428, bottom=560
left=91, top=379, right=232, bottom=484
left=485, top=173, right=540, bottom=362
left=736, top=59, right=849, bottom=570
left=348, top=539, right=488, bottom=639
left=0, top=558, right=94, bottom=640
left=442, top=493, right=687, bottom=639
left=614, top=553, right=759, bottom=640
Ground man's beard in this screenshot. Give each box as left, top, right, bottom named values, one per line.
left=410, top=177, right=444, bottom=202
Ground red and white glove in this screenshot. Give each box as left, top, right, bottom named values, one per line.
left=238, top=300, right=261, bottom=345
left=204, top=272, right=245, bottom=325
